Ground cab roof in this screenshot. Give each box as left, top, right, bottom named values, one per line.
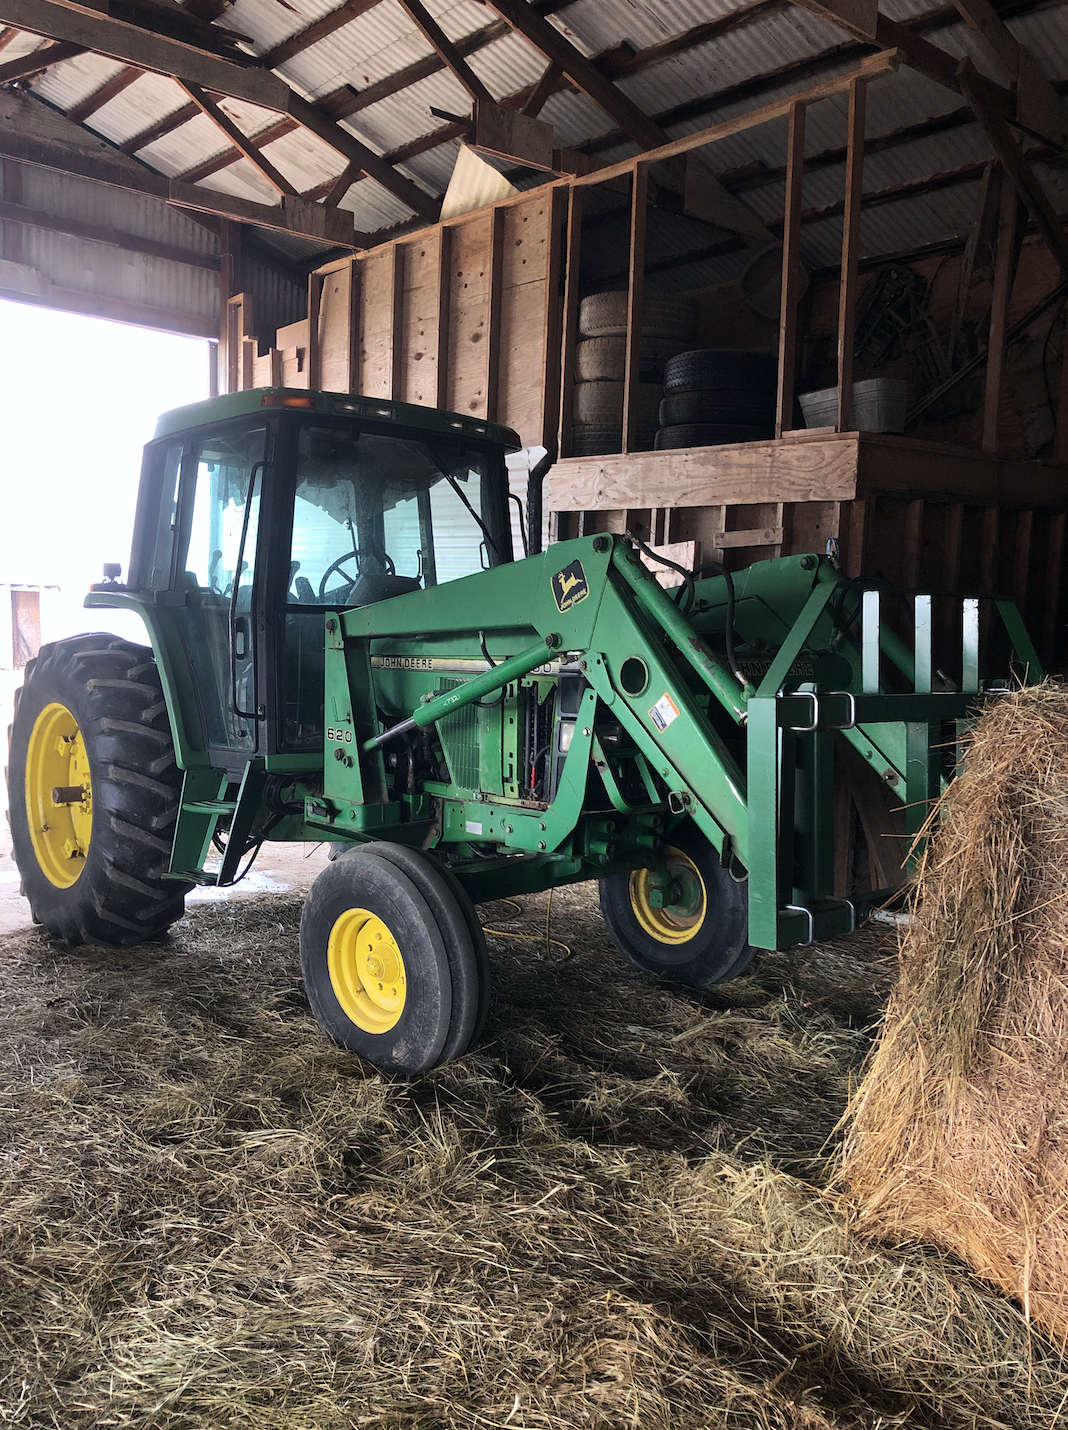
left=153, top=389, right=523, bottom=450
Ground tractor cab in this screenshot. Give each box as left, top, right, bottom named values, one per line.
left=123, top=390, right=520, bottom=774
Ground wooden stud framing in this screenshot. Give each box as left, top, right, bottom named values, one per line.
left=836, top=75, right=867, bottom=432
left=306, top=271, right=322, bottom=392
left=486, top=207, right=506, bottom=423
left=776, top=100, right=807, bottom=438
left=1013, top=508, right=1034, bottom=609
left=434, top=226, right=452, bottom=411
left=389, top=244, right=405, bottom=401
left=982, top=168, right=1021, bottom=453
left=1044, top=511, right=1066, bottom=661
left=540, top=184, right=568, bottom=455
left=901, top=497, right=924, bottom=587
left=623, top=163, right=649, bottom=453
left=558, top=186, right=584, bottom=458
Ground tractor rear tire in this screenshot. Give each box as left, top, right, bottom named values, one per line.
left=300, top=847, right=481, bottom=1073
left=9, top=633, right=191, bottom=946
left=599, top=828, right=755, bottom=987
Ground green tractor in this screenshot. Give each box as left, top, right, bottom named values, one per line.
left=8, top=388, right=1041, bottom=1072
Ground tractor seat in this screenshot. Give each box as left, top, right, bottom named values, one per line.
left=349, top=573, right=422, bottom=606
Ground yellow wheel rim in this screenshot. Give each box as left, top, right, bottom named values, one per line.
left=629, top=846, right=707, bottom=945
left=327, top=907, right=407, bottom=1034
left=24, top=701, right=93, bottom=889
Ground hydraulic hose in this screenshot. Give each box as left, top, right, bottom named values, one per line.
left=629, top=538, right=744, bottom=687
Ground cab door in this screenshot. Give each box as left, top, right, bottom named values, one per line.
left=172, top=421, right=269, bottom=764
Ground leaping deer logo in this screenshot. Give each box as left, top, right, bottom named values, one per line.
left=552, top=560, right=589, bottom=613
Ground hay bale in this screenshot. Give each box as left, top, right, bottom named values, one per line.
left=840, top=682, right=1068, bottom=1342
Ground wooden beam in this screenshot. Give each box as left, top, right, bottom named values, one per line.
left=389, top=243, right=404, bottom=401
left=837, top=76, right=866, bottom=432
left=558, top=184, right=583, bottom=458
left=957, top=60, right=1068, bottom=275
left=523, top=61, right=561, bottom=117
left=180, top=81, right=298, bottom=197
left=790, top=0, right=877, bottom=40
left=0, top=25, right=19, bottom=50
left=0, top=102, right=362, bottom=245
left=395, top=0, right=494, bottom=107
left=0, top=0, right=439, bottom=220
left=323, top=158, right=363, bottom=209
left=482, top=0, right=669, bottom=151
left=949, top=0, right=1068, bottom=153
left=260, top=0, right=382, bottom=69
left=486, top=208, right=505, bottom=422
left=0, top=37, right=83, bottom=79
left=982, top=168, right=1022, bottom=452
left=0, top=196, right=219, bottom=268
left=623, top=163, right=648, bottom=454
left=434, top=226, right=451, bottom=409
left=776, top=100, right=806, bottom=439
left=65, top=63, right=142, bottom=122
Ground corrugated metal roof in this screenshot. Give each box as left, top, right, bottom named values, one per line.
left=5, top=0, right=1068, bottom=333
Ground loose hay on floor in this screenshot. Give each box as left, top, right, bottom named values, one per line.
left=842, top=681, right=1068, bottom=1349
left=1, top=879, right=1066, bottom=1428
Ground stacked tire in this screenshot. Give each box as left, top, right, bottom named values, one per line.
left=572, top=292, right=696, bottom=457
left=655, top=349, right=777, bottom=450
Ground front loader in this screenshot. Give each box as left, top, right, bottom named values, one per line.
left=8, top=388, right=1042, bottom=1072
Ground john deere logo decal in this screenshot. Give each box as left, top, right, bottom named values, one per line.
left=552, top=559, right=589, bottom=613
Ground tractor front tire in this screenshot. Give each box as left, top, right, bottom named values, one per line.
left=9, top=634, right=191, bottom=945
left=300, top=847, right=482, bottom=1073
left=599, top=829, right=755, bottom=987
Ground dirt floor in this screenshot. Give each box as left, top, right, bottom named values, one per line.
left=2, top=873, right=1068, bottom=1428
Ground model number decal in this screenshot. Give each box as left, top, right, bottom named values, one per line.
left=327, top=727, right=353, bottom=743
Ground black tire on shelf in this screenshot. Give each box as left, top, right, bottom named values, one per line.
left=354, top=842, right=489, bottom=1064
left=655, top=423, right=773, bottom=450
left=579, top=291, right=698, bottom=342
left=570, top=426, right=623, bottom=457
left=300, top=848, right=475, bottom=1073
left=576, top=335, right=682, bottom=383
left=659, top=389, right=776, bottom=428
left=8, top=633, right=192, bottom=946
left=573, top=380, right=661, bottom=427
left=663, top=349, right=777, bottom=396
left=599, top=828, right=755, bottom=988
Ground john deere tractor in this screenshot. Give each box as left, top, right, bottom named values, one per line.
left=8, top=388, right=1041, bottom=1072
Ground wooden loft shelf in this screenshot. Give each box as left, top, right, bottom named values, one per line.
left=546, top=432, right=1068, bottom=514
left=547, top=433, right=1068, bottom=670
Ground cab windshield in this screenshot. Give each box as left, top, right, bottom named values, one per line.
left=288, top=422, right=511, bottom=608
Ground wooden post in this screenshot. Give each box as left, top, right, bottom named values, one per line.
left=1054, top=317, right=1068, bottom=464
left=1043, top=511, right=1066, bottom=663
left=901, top=498, right=924, bottom=588
left=388, top=244, right=405, bottom=402
left=306, top=271, right=322, bottom=392
left=435, top=226, right=452, bottom=411
left=836, top=77, right=866, bottom=433
left=558, top=186, right=584, bottom=458
left=844, top=496, right=868, bottom=578
left=777, top=101, right=807, bottom=438
left=540, top=185, right=568, bottom=456
left=983, top=167, right=1021, bottom=453
left=218, top=218, right=240, bottom=394
left=623, top=162, right=649, bottom=454
left=486, top=207, right=506, bottom=423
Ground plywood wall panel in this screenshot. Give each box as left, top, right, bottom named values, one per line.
left=358, top=249, right=396, bottom=398
left=316, top=263, right=357, bottom=394
left=445, top=216, right=493, bottom=418
left=399, top=236, right=443, bottom=408
left=496, top=195, right=555, bottom=445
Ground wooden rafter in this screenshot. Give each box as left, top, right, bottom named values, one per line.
left=180, top=81, right=298, bottom=197
left=0, top=0, right=439, bottom=220
left=0, top=90, right=366, bottom=245
left=0, top=24, right=19, bottom=50
left=957, top=58, right=1068, bottom=273
left=65, top=64, right=143, bottom=123
left=0, top=36, right=83, bottom=80
left=323, top=158, right=363, bottom=208
left=522, top=61, right=562, bottom=117
left=949, top=0, right=1068, bottom=153
left=260, top=0, right=382, bottom=70
left=0, top=196, right=219, bottom=268
left=395, top=0, right=494, bottom=107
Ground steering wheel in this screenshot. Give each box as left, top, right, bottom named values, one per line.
left=317, top=549, right=394, bottom=601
